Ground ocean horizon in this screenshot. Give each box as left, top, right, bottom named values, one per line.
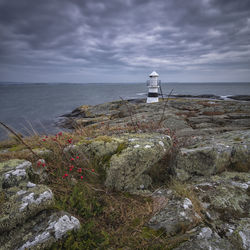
left=0, top=82, right=250, bottom=140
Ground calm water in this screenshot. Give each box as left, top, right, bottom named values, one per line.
left=0, top=82, right=250, bottom=140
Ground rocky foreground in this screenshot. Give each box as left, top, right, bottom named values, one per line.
left=1, top=97, right=250, bottom=249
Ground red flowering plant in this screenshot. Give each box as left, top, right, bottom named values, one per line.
left=37, top=131, right=98, bottom=184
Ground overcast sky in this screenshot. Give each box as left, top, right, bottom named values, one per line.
left=0, top=0, right=250, bottom=83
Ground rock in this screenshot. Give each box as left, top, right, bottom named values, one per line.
left=148, top=189, right=201, bottom=235
left=173, top=130, right=250, bottom=181
left=0, top=159, right=32, bottom=189
left=65, top=133, right=172, bottom=192
left=228, top=95, right=250, bottom=101
left=2, top=96, right=250, bottom=249
left=0, top=185, right=54, bottom=232
left=0, top=210, right=80, bottom=250
left=174, top=226, right=234, bottom=250
left=194, top=177, right=250, bottom=221
left=231, top=218, right=250, bottom=250
left=75, top=136, right=125, bottom=159
left=174, top=146, right=231, bottom=181
left=75, top=116, right=110, bottom=126
left=104, top=133, right=172, bottom=192
left=0, top=159, right=80, bottom=249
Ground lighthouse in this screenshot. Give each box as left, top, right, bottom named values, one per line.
left=146, top=71, right=160, bottom=103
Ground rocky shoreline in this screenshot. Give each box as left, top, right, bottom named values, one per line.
left=58, top=97, right=250, bottom=248
left=1, top=96, right=250, bottom=249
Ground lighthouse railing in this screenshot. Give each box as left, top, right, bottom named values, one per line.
left=146, top=79, right=161, bottom=87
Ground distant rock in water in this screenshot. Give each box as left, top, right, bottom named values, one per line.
left=228, top=95, right=250, bottom=101
left=171, top=94, right=223, bottom=100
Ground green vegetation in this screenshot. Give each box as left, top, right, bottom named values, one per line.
left=0, top=125, right=177, bottom=249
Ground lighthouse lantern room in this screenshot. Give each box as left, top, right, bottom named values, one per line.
left=146, top=71, right=160, bottom=103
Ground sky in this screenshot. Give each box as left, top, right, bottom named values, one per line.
left=0, top=0, right=250, bottom=83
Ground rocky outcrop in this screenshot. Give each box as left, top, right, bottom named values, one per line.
left=66, top=133, right=172, bottom=192
left=173, top=130, right=250, bottom=181
left=0, top=159, right=80, bottom=249
left=59, top=98, right=250, bottom=136
left=104, top=133, right=172, bottom=192
left=147, top=171, right=250, bottom=249
left=1, top=96, right=250, bottom=249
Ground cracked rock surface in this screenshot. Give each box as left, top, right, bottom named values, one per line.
left=0, top=159, right=80, bottom=250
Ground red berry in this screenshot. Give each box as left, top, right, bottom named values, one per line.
left=42, top=139, right=46, bottom=142
left=80, top=176, right=83, bottom=180
left=65, top=173, right=68, bottom=177
left=91, top=169, right=95, bottom=172
left=37, top=161, right=41, bottom=166
left=42, top=163, right=46, bottom=167
left=76, top=156, right=79, bottom=159
left=71, top=158, right=74, bottom=161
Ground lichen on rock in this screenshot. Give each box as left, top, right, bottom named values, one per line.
left=0, top=159, right=81, bottom=249
left=0, top=159, right=32, bottom=189
left=0, top=184, right=54, bottom=232
left=173, top=130, right=250, bottom=181
left=0, top=211, right=80, bottom=250
left=148, top=189, right=201, bottom=235
left=104, top=133, right=172, bottom=192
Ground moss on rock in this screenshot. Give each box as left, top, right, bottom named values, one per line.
left=0, top=184, right=54, bottom=233
left=0, top=159, right=32, bottom=190
left=105, top=133, right=172, bottom=192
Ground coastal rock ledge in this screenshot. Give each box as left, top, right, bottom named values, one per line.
left=0, top=97, right=250, bottom=249
left=0, top=160, right=80, bottom=250
left=59, top=97, right=250, bottom=249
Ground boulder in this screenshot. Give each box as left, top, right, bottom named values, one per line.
left=174, top=226, right=234, bottom=250
left=173, top=130, right=250, bottom=181
left=104, top=133, right=172, bottom=192
left=0, top=184, right=54, bottom=232
left=0, top=159, right=80, bottom=249
left=67, top=133, right=173, bottom=192
left=0, top=159, right=32, bottom=189
left=0, top=210, right=80, bottom=250
left=148, top=189, right=202, bottom=235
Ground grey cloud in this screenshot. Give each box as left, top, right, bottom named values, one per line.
left=0, top=0, right=249, bottom=82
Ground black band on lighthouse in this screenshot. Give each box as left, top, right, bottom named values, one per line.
left=148, top=92, right=158, bottom=97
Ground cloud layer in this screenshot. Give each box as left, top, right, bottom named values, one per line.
left=0, top=0, right=250, bottom=82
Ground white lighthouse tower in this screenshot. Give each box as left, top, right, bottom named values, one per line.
left=146, top=71, right=160, bottom=103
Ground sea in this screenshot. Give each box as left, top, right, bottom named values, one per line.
left=0, top=82, right=250, bottom=140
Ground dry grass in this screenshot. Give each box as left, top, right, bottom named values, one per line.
left=0, top=117, right=189, bottom=249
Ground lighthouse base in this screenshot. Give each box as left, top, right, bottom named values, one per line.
left=147, top=97, right=159, bottom=103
